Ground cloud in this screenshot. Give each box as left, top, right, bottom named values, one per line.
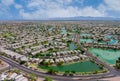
left=0, top=0, right=23, bottom=19
left=0, top=0, right=22, bottom=9
left=96, top=0, right=120, bottom=17
left=14, top=4, right=22, bottom=9
left=19, top=9, right=48, bottom=19
left=1, top=0, right=14, bottom=6
left=19, top=0, right=105, bottom=19
left=47, top=6, right=105, bottom=18
left=2, top=0, right=120, bottom=19
left=80, top=7, right=105, bottom=17
left=104, top=0, right=120, bottom=11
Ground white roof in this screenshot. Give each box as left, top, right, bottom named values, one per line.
left=45, top=59, right=49, bottom=62
left=15, top=74, right=23, bottom=80
left=17, top=76, right=28, bottom=81
left=0, top=74, right=7, bottom=80
left=20, top=56, right=28, bottom=61
left=9, top=73, right=18, bottom=79
left=50, top=59, right=54, bottom=63
left=1, top=48, right=23, bottom=59
left=32, top=58, right=39, bottom=61
left=55, top=59, right=59, bottom=62
left=20, top=77, right=28, bottom=81
left=52, top=53, right=56, bottom=56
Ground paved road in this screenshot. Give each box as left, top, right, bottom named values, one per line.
left=75, top=34, right=120, bottom=76
left=0, top=55, right=78, bottom=81
left=0, top=52, right=118, bottom=81
left=0, top=34, right=120, bottom=81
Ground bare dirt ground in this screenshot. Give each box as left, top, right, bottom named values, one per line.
left=0, top=60, right=9, bottom=70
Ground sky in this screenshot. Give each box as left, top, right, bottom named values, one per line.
left=0, top=0, right=120, bottom=20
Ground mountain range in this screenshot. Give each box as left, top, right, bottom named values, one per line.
left=49, top=16, right=120, bottom=20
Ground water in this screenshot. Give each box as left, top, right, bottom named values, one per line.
left=69, top=43, right=76, bottom=50
left=61, top=27, right=67, bottom=34
left=80, top=39, right=93, bottom=43
left=89, top=48, right=120, bottom=64
left=40, top=61, right=102, bottom=72
left=80, top=33, right=92, bottom=36
left=80, top=35, right=118, bottom=45
left=105, top=35, right=118, bottom=45
left=108, top=39, right=118, bottom=45
left=48, top=28, right=53, bottom=32
left=105, top=35, right=112, bottom=39
left=98, top=42, right=107, bottom=44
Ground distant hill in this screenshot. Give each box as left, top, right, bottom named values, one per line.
left=49, top=16, right=120, bottom=20
left=1, top=16, right=120, bottom=21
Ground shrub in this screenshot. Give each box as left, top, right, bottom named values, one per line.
left=19, top=61, right=26, bottom=65
left=45, top=76, right=53, bottom=81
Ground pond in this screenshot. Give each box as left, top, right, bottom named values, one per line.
left=48, top=28, right=53, bottom=32
left=89, top=48, right=120, bottom=64
left=61, top=27, right=67, bottom=34
left=80, top=39, right=95, bottom=43
left=40, top=61, right=102, bottom=72
left=80, top=38, right=118, bottom=45
left=108, top=39, right=118, bottom=45
left=105, top=35, right=118, bottom=45
left=69, top=43, right=76, bottom=50
left=80, top=34, right=118, bottom=45
left=80, top=33, right=92, bottom=37
left=105, top=35, right=112, bottom=39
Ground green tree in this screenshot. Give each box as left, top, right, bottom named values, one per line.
left=64, top=70, right=70, bottom=76
left=30, top=73, right=36, bottom=81
left=93, top=70, right=98, bottom=74
left=19, top=61, right=26, bottom=65
left=115, top=57, right=120, bottom=69
left=45, top=76, right=53, bottom=81
left=71, top=70, right=76, bottom=74
left=47, top=69, right=58, bottom=75
left=14, top=69, right=21, bottom=74
left=21, top=45, right=26, bottom=49
left=57, top=61, right=63, bottom=66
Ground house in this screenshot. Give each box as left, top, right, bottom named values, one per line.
left=0, top=73, right=7, bottom=81
left=16, top=76, right=28, bottom=81
left=19, top=56, right=28, bottom=61
left=9, top=73, right=18, bottom=80
left=15, top=74, right=23, bottom=81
